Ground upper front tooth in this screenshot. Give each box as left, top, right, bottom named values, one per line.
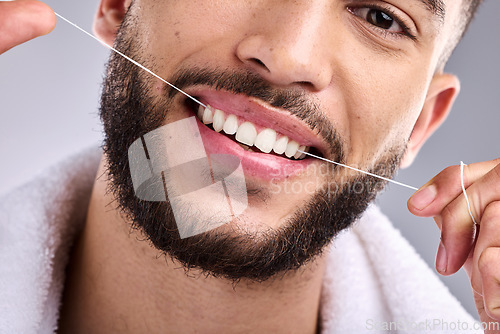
left=285, top=140, right=299, bottom=158
left=254, top=128, right=277, bottom=154
left=273, top=136, right=289, bottom=155
left=223, top=115, right=239, bottom=135
left=213, top=109, right=225, bottom=132
left=235, top=122, right=257, bottom=146
left=202, top=106, right=214, bottom=124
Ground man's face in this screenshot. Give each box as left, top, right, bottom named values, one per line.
left=100, top=0, right=461, bottom=280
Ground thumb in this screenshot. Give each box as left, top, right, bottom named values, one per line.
left=0, top=0, right=56, bottom=55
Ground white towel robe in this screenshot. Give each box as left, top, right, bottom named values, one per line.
left=0, top=147, right=481, bottom=334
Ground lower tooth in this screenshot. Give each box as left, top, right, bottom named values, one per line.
left=238, top=143, right=254, bottom=152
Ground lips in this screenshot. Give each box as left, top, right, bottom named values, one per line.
left=197, top=104, right=310, bottom=160
left=182, top=89, right=327, bottom=180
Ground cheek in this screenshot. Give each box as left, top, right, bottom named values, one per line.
left=341, top=55, right=430, bottom=165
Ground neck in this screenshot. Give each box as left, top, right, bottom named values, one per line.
left=58, top=158, right=327, bottom=334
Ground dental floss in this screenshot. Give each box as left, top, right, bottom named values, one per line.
left=55, top=12, right=420, bottom=192
left=460, top=161, right=478, bottom=225
left=298, top=150, right=419, bottom=191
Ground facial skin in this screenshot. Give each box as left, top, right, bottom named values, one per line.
left=97, top=0, right=462, bottom=282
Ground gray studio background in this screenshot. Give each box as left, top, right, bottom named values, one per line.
left=1, top=0, right=499, bottom=319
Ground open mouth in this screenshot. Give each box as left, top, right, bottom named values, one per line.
left=186, top=99, right=324, bottom=161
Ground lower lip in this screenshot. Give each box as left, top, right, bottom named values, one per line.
left=192, top=115, right=314, bottom=181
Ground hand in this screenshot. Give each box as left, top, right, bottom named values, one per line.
left=0, top=0, right=56, bottom=55
left=408, top=159, right=500, bottom=333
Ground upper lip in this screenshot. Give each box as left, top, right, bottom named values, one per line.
left=183, top=87, right=329, bottom=157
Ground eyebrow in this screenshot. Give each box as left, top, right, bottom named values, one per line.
left=418, top=0, right=446, bottom=22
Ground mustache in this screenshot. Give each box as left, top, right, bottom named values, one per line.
left=164, top=67, right=344, bottom=160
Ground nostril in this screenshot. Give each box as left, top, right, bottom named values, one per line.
left=249, top=58, right=269, bottom=72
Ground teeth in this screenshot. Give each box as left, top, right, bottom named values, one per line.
left=285, top=140, right=300, bottom=158
left=195, top=104, right=310, bottom=160
left=273, top=136, right=288, bottom=155
left=223, top=114, right=239, bottom=135
left=213, top=109, right=225, bottom=132
left=197, top=105, right=205, bottom=120
left=300, top=146, right=308, bottom=158
left=202, top=106, right=213, bottom=124
left=235, top=122, right=258, bottom=146
left=294, top=145, right=307, bottom=160
left=254, top=128, right=277, bottom=154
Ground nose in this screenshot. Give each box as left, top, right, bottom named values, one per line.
left=236, top=3, right=334, bottom=91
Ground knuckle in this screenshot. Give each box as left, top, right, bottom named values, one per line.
left=442, top=165, right=461, bottom=180
left=478, top=248, right=500, bottom=274
left=488, top=201, right=500, bottom=213
left=482, top=201, right=500, bottom=223
left=491, top=167, right=500, bottom=193
left=493, top=163, right=500, bottom=180
left=485, top=301, right=500, bottom=319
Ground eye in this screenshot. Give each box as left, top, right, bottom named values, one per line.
left=368, top=9, right=401, bottom=31
left=348, top=6, right=416, bottom=39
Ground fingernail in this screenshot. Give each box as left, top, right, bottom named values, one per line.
left=436, top=241, right=447, bottom=274
left=410, top=184, right=437, bottom=210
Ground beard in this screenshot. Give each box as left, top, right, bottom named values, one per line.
left=99, top=14, right=406, bottom=282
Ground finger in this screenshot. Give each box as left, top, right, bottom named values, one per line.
left=408, top=158, right=500, bottom=217
left=473, top=288, right=500, bottom=334
left=478, top=247, right=500, bottom=321
left=0, top=0, right=56, bottom=55
left=470, top=202, right=500, bottom=299
left=468, top=205, right=500, bottom=334
left=438, top=165, right=500, bottom=274
left=461, top=221, right=476, bottom=277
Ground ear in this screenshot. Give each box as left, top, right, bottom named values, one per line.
left=400, top=73, right=460, bottom=168
left=93, top=0, right=131, bottom=45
